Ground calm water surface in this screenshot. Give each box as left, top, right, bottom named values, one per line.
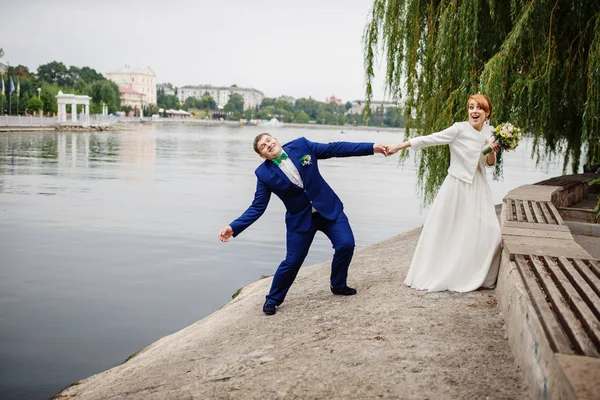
left=0, top=123, right=564, bottom=399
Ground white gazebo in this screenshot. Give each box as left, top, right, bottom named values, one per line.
left=56, top=91, right=91, bottom=126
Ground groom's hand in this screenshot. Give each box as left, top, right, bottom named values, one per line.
left=373, top=144, right=389, bottom=157
left=219, top=226, right=234, bottom=242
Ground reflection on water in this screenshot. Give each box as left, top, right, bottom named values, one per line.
left=0, top=124, right=565, bottom=399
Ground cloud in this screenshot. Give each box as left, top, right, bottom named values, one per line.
left=0, top=0, right=388, bottom=102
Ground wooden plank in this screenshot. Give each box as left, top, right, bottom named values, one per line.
left=545, top=256, right=600, bottom=354
left=502, top=227, right=573, bottom=240
left=529, top=255, right=598, bottom=356
left=547, top=202, right=567, bottom=225
left=523, top=200, right=535, bottom=223
left=504, top=185, right=560, bottom=201
left=503, top=236, right=592, bottom=259
left=515, top=199, right=524, bottom=222
left=506, top=199, right=514, bottom=221
left=540, top=202, right=557, bottom=225
left=514, top=255, right=573, bottom=354
left=573, top=259, right=600, bottom=299
left=587, top=259, right=600, bottom=280
left=502, top=220, right=571, bottom=232
left=558, top=257, right=600, bottom=322
left=531, top=201, right=547, bottom=224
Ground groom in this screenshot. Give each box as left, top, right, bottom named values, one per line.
left=219, top=133, right=388, bottom=315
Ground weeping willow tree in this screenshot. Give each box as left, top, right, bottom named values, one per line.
left=364, top=0, right=600, bottom=204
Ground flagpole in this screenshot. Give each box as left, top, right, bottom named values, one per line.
left=0, top=74, right=3, bottom=115
left=16, top=78, right=20, bottom=115
left=9, top=92, right=11, bottom=115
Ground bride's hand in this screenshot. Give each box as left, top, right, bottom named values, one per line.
left=387, top=144, right=401, bottom=155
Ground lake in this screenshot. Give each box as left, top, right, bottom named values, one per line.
left=0, top=123, right=564, bottom=399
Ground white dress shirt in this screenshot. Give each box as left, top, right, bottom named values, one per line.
left=277, top=153, right=317, bottom=212
left=278, top=155, right=304, bottom=187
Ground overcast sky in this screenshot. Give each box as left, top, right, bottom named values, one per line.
left=1, top=0, right=388, bottom=102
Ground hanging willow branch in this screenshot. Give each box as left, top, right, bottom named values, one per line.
left=364, top=0, right=600, bottom=204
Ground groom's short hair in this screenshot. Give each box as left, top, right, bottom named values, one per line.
left=253, top=133, right=271, bottom=154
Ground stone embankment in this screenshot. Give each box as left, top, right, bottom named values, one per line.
left=54, top=228, right=528, bottom=399
left=54, top=124, right=127, bottom=132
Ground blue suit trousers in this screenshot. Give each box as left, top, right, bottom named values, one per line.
left=266, top=211, right=355, bottom=305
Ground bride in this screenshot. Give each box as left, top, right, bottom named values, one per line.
left=387, top=94, right=502, bottom=292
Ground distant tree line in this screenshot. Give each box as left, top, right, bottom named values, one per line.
left=0, top=56, right=121, bottom=116
left=166, top=86, right=406, bottom=127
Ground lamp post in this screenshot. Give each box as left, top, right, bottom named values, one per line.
left=37, top=87, right=41, bottom=99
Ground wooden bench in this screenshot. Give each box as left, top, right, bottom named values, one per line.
left=502, top=198, right=589, bottom=259
left=499, top=177, right=600, bottom=399
left=514, top=254, right=600, bottom=357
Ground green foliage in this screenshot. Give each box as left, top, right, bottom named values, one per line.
left=157, top=90, right=180, bottom=110
left=201, top=93, right=216, bottom=110
left=81, top=80, right=120, bottom=114
left=37, top=62, right=107, bottom=88
left=8, top=65, right=31, bottom=77
left=364, top=0, right=600, bottom=205
left=293, top=110, right=310, bottom=123
left=224, top=93, right=244, bottom=114
left=244, top=107, right=256, bottom=120
left=293, top=98, right=322, bottom=120
left=261, top=97, right=275, bottom=108
left=27, top=97, right=43, bottom=112
left=180, top=93, right=216, bottom=111
left=40, top=82, right=59, bottom=114
left=37, top=61, right=69, bottom=86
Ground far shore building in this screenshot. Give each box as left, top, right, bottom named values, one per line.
left=157, top=83, right=175, bottom=96
left=118, top=85, right=144, bottom=110
left=0, top=61, right=6, bottom=74
left=347, top=100, right=400, bottom=115
left=106, top=65, right=157, bottom=105
left=178, top=85, right=264, bottom=110
left=278, top=95, right=296, bottom=104
left=325, top=95, right=343, bottom=106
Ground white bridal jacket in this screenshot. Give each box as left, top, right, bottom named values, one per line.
left=409, top=121, right=495, bottom=184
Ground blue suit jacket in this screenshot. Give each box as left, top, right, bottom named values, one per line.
left=230, top=137, right=374, bottom=236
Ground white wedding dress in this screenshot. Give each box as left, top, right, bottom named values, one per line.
left=404, top=160, right=501, bottom=292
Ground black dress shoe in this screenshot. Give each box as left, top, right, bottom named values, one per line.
left=263, top=300, right=277, bottom=315
left=331, top=286, right=357, bottom=296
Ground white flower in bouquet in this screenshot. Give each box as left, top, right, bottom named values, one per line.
left=483, top=122, right=522, bottom=155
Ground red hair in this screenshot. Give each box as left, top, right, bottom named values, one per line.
left=466, top=94, right=493, bottom=120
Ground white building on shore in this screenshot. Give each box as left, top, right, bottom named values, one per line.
left=106, top=66, right=157, bottom=105
left=178, top=85, right=264, bottom=110
left=347, top=100, right=400, bottom=115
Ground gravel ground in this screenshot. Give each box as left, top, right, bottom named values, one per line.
left=55, top=228, right=528, bottom=400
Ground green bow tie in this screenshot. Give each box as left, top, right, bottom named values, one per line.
left=272, top=152, right=289, bottom=165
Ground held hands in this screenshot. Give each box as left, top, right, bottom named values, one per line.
left=373, top=144, right=389, bottom=157
left=386, top=141, right=410, bottom=156
left=218, top=226, right=234, bottom=242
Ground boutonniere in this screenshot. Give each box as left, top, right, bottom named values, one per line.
left=301, top=154, right=312, bottom=166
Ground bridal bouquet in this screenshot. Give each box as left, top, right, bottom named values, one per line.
left=483, top=122, right=522, bottom=155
